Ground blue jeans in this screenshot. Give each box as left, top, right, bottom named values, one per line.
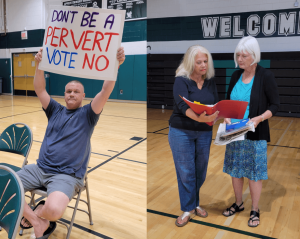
left=168, top=126, right=212, bottom=212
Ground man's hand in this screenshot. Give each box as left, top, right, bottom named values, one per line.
left=117, top=47, right=125, bottom=66
left=35, top=47, right=43, bottom=66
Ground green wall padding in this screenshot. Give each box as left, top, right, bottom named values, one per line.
left=213, top=60, right=235, bottom=68
left=226, top=76, right=231, bottom=85
left=49, top=73, right=94, bottom=98
left=116, top=55, right=146, bottom=101
left=44, top=71, right=50, bottom=93
left=132, top=55, right=146, bottom=101
left=258, top=60, right=270, bottom=68
left=0, top=30, right=44, bottom=49
left=48, top=55, right=146, bottom=101
left=117, top=55, right=135, bottom=100
left=123, top=20, right=146, bottom=42
left=0, top=58, right=11, bottom=93
left=226, top=69, right=238, bottom=77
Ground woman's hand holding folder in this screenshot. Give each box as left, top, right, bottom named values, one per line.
left=224, top=118, right=231, bottom=124
left=186, top=108, right=219, bottom=124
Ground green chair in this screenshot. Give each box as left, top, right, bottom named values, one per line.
left=0, top=123, right=33, bottom=171
left=0, top=165, right=25, bottom=239
left=0, top=123, right=32, bottom=233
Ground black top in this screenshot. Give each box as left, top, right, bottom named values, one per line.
left=227, top=64, right=280, bottom=142
left=169, top=76, right=219, bottom=131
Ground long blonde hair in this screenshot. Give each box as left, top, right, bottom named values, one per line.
left=176, top=45, right=215, bottom=80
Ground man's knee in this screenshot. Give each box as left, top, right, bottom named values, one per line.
left=43, top=191, right=69, bottom=221
left=43, top=204, right=64, bottom=221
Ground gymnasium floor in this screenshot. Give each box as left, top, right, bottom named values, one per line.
left=0, top=95, right=146, bottom=239
left=148, top=108, right=300, bottom=239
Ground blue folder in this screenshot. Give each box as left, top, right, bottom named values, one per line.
left=226, top=119, right=250, bottom=132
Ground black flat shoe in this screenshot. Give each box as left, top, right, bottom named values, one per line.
left=248, top=209, right=260, bottom=227
left=222, top=202, right=244, bottom=217
left=20, top=200, right=46, bottom=229
left=36, top=221, right=57, bottom=239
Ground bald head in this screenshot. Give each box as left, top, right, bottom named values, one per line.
left=64, top=81, right=85, bottom=110
left=65, top=80, right=84, bottom=92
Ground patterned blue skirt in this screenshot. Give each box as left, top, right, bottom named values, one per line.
left=223, top=139, right=268, bottom=181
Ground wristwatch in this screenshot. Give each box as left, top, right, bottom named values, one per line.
left=261, top=115, right=264, bottom=122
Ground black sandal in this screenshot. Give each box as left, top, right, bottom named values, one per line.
left=20, top=200, right=46, bottom=229
left=248, top=209, right=260, bottom=227
left=222, top=202, right=244, bottom=217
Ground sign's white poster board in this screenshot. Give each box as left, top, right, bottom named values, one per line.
left=39, top=6, right=125, bottom=81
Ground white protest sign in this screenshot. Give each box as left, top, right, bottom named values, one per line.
left=39, top=6, right=125, bottom=81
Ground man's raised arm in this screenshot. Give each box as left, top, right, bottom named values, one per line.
left=91, top=47, right=125, bottom=114
left=34, top=48, right=51, bottom=110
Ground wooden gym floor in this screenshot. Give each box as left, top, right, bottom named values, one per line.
left=0, top=95, right=146, bottom=239
left=148, top=108, right=300, bottom=239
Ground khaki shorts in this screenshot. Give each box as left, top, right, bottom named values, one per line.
left=17, top=164, right=84, bottom=201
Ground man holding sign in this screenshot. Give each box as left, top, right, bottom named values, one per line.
left=39, top=6, right=125, bottom=81
left=17, top=46, right=124, bottom=239
left=16, top=5, right=126, bottom=239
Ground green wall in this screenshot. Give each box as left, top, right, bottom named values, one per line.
left=0, top=30, right=44, bottom=49
left=0, top=59, right=11, bottom=93
left=48, top=54, right=146, bottom=101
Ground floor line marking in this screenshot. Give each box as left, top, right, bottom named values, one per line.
left=88, top=138, right=147, bottom=173
left=0, top=110, right=43, bottom=119
left=147, top=209, right=276, bottom=239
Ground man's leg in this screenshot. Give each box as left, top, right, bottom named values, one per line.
left=22, top=192, right=69, bottom=237
left=37, top=172, right=84, bottom=221
left=17, top=164, right=50, bottom=236
left=35, top=191, right=69, bottom=221
left=23, top=203, right=49, bottom=238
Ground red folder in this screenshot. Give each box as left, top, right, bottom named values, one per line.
left=180, top=96, right=248, bottom=126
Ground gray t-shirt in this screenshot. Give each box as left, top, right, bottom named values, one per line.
left=37, top=98, right=100, bottom=179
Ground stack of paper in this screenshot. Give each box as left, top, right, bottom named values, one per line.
left=214, top=120, right=255, bottom=145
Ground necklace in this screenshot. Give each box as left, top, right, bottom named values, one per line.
left=191, top=75, right=204, bottom=89
left=194, top=78, right=203, bottom=88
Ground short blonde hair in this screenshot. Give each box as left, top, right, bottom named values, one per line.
left=175, top=45, right=215, bottom=80
left=234, top=36, right=261, bottom=68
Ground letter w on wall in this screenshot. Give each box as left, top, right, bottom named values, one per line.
left=201, top=17, right=219, bottom=38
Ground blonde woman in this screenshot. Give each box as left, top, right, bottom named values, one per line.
left=222, top=36, right=279, bottom=227
left=168, top=45, right=219, bottom=227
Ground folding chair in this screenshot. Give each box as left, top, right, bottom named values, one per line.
left=25, top=146, right=93, bottom=239
left=0, top=123, right=33, bottom=171
left=0, top=165, right=25, bottom=239
left=0, top=123, right=32, bottom=232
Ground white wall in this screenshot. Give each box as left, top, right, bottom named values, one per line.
left=148, top=0, right=299, bottom=19
left=0, top=0, right=3, bottom=32
left=6, top=0, right=44, bottom=32
left=0, top=0, right=65, bottom=34
left=147, top=0, right=300, bottom=53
